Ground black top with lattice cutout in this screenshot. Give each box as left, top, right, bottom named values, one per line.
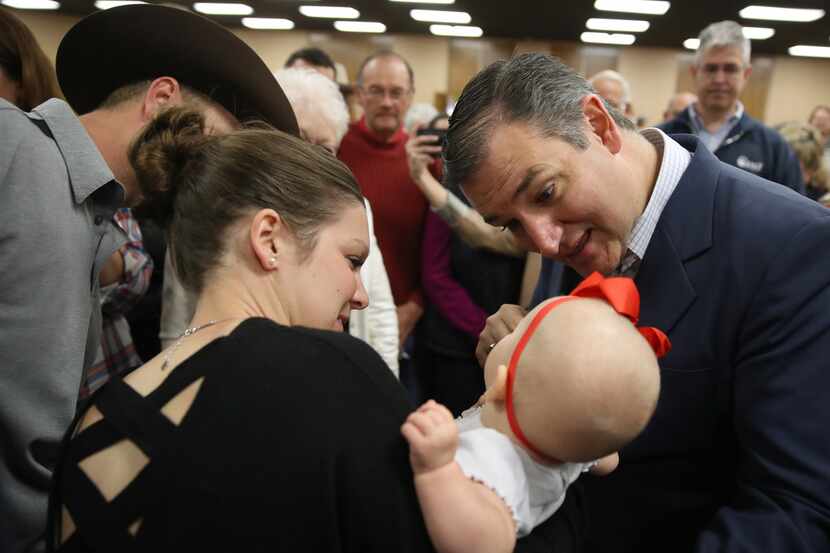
left=47, top=318, right=435, bottom=552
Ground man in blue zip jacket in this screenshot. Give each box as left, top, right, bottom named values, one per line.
left=660, top=20, right=803, bottom=194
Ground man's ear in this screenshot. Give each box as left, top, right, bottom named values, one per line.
left=478, top=364, right=509, bottom=405
left=583, top=93, right=622, bottom=155
left=140, top=76, right=184, bottom=122
left=249, top=208, right=283, bottom=271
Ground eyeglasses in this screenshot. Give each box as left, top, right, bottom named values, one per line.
left=700, top=63, right=744, bottom=77
left=361, top=85, right=412, bottom=102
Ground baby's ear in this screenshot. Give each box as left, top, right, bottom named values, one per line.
left=478, top=364, right=508, bottom=405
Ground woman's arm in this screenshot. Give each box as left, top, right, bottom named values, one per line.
left=405, top=131, right=522, bottom=257
left=421, top=212, right=489, bottom=339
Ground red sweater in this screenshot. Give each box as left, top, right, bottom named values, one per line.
left=338, top=118, right=429, bottom=307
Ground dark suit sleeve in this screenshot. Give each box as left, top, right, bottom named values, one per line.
left=695, top=215, right=830, bottom=552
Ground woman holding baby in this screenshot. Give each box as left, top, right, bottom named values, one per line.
left=46, top=100, right=660, bottom=553
left=46, top=106, right=434, bottom=551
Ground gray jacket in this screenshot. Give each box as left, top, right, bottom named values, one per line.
left=0, top=98, right=124, bottom=552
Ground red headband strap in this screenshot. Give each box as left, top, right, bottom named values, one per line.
left=504, top=272, right=671, bottom=465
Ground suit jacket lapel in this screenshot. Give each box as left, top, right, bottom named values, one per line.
left=635, top=225, right=695, bottom=333
left=635, top=134, right=721, bottom=334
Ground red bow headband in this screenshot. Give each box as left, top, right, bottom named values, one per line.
left=505, top=272, right=671, bottom=465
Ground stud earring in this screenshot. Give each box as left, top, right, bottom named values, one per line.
left=269, top=255, right=278, bottom=266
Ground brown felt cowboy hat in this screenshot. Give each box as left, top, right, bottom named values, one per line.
left=56, top=4, right=298, bottom=135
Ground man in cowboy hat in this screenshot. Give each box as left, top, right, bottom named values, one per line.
left=0, top=6, right=297, bottom=551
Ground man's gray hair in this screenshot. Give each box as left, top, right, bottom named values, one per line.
left=588, top=69, right=631, bottom=107
left=274, top=68, right=349, bottom=146
left=443, top=53, right=636, bottom=192
left=695, top=20, right=750, bottom=66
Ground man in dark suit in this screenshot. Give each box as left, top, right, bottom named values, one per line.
left=443, top=52, right=830, bottom=553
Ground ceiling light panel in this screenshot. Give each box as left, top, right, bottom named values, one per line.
left=789, top=45, right=830, bottom=58
left=334, top=20, right=385, bottom=32
left=94, top=0, right=144, bottom=8
left=300, top=5, right=359, bottom=18
left=429, top=24, right=483, bottom=37
left=411, top=9, right=470, bottom=23
left=739, top=5, right=824, bottom=22
left=594, top=0, right=669, bottom=15
left=193, top=2, right=252, bottom=15
left=586, top=18, right=649, bottom=32
left=581, top=31, right=636, bottom=45
left=741, top=26, right=774, bottom=39
left=1, top=0, right=60, bottom=9
left=242, top=17, right=294, bottom=29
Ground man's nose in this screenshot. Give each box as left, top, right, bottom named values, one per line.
left=521, top=215, right=563, bottom=258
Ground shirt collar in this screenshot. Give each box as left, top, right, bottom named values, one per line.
left=356, top=116, right=407, bottom=147
left=31, top=98, right=122, bottom=206
left=626, top=128, right=691, bottom=261
left=689, top=100, right=744, bottom=132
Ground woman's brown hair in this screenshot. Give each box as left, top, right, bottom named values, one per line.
left=775, top=121, right=828, bottom=192
left=0, top=7, right=63, bottom=110
left=129, top=106, right=364, bottom=294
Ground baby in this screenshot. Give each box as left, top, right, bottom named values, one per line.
left=401, top=273, right=670, bottom=553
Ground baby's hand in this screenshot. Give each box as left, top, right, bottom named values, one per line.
left=401, top=400, right=459, bottom=475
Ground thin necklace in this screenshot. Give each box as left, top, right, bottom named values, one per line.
left=161, top=319, right=232, bottom=371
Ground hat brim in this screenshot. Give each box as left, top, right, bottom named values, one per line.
left=56, top=5, right=298, bottom=135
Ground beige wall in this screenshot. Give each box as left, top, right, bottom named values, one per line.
left=618, top=47, right=679, bottom=127
left=765, top=56, right=830, bottom=126
left=13, top=11, right=75, bottom=63
left=14, top=10, right=830, bottom=126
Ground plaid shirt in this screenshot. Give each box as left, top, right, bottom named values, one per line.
left=80, top=208, right=153, bottom=399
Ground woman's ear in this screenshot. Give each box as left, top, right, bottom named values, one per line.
left=249, top=208, right=283, bottom=271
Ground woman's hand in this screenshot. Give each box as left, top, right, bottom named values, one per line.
left=405, top=127, right=447, bottom=207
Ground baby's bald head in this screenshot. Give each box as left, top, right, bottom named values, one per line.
left=485, top=296, right=661, bottom=463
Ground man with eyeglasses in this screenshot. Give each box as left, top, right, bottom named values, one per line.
left=660, top=20, right=803, bottom=193
left=339, top=51, right=437, bottom=394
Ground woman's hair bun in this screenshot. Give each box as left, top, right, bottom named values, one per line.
left=129, top=106, right=212, bottom=228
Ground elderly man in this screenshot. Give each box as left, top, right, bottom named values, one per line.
left=0, top=6, right=296, bottom=551
left=338, top=51, right=434, bottom=356
left=660, top=20, right=802, bottom=192
left=663, top=91, right=697, bottom=122
left=588, top=69, right=633, bottom=119
left=444, top=52, right=830, bottom=553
